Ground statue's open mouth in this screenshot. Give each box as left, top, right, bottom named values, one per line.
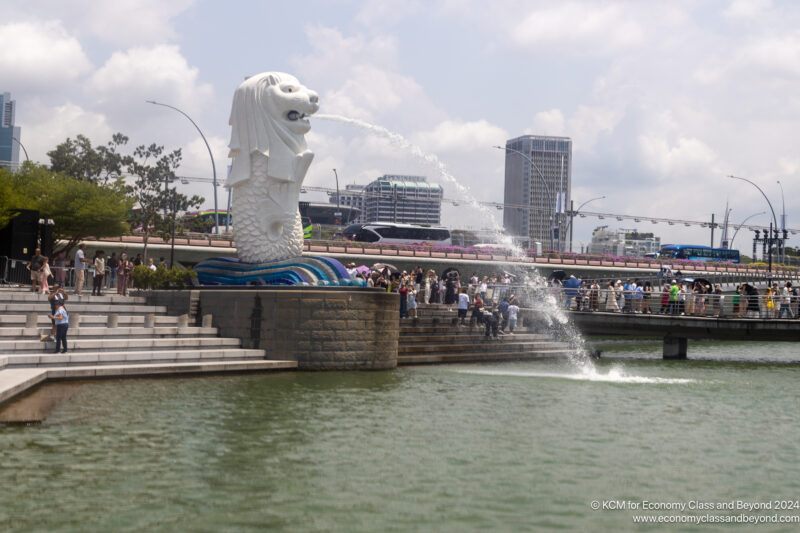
left=287, top=110, right=306, bottom=121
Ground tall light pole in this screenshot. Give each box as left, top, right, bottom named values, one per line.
left=332, top=168, right=341, bottom=226
left=728, top=175, right=779, bottom=277
left=777, top=180, right=787, bottom=263
left=11, top=136, right=29, bottom=163
left=729, top=211, right=765, bottom=248
left=146, top=100, right=219, bottom=234
left=494, top=145, right=554, bottom=251
left=564, top=196, right=605, bottom=253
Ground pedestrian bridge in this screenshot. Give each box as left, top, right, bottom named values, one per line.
left=569, top=311, right=800, bottom=358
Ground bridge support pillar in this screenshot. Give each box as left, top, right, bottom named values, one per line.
left=663, top=336, right=687, bottom=359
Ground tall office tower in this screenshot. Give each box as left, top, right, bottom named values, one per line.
left=362, top=175, right=443, bottom=224
left=0, top=92, right=21, bottom=170
left=502, top=135, right=572, bottom=250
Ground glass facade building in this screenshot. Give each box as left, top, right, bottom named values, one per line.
left=0, top=92, right=21, bottom=170
left=364, top=175, right=443, bottom=224
left=502, top=135, right=572, bottom=250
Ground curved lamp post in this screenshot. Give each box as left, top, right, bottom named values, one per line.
left=146, top=100, right=219, bottom=234
left=11, top=136, right=29, bottom=163
left=494, top=145, right=554, bottom=251
left=728, top=175, right=779, bottom=276
left=729, top=211, right=765, bottom=248
left=564, top=196, right=605, bottom=253
left=777, top=180, right=787, bottom=263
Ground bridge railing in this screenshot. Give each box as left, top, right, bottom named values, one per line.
left=551, top=287, right=800, bottom=319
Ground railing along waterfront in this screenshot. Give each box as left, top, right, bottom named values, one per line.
left=546, top=287, right=800, bottom=319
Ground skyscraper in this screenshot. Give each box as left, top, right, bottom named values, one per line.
left=0, top=92, right=21, bottom=170
left=362, top=175, right=443, bottom=224
left=502, top=135, right=572, bottom=250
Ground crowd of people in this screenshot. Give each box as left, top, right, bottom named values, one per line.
left=345, top=264, right=523, bottom=338
left=24, top=244, right=171, bottom=298
left=550, top=274, right=800, bottom=319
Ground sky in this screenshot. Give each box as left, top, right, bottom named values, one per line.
left=3, top=0, right=800, bottom=251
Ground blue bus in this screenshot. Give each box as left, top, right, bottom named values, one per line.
left=659, top=245, right=740, bottom=263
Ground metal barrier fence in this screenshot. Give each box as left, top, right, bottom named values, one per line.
left=0, top=256, right=121, bottom=291
left=551, top=287, right=800, bottom=319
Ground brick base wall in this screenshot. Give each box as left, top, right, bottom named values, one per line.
left=195, top=288, right=398, bottom=370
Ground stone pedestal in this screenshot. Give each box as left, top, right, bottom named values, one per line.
left=198, top=288, right=399, bottom=370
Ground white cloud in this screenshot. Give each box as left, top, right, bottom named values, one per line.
left=21, top=102, right=113, bottom=164
left=0, top=20, right=91, bottom=92
left=87, top=45, right=213, bottom=116
left=723, top=0, right=772, bottom=19
left=510, top=2, right=644, bottom=53
left=412, top=120, right=509, bottom=153
left=4, top=0, right=196, bottom=47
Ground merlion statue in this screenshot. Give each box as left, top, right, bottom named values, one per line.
left=226, top=72, right=319, bottom=262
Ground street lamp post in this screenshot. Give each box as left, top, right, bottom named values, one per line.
left=494, top=145, right=555, bottom=251
left=11, top=136, right=29, bottom=163
left=564, top=196, right=605, bottom=253
left=332, top=168, right=341, bottom=226
left=728, top=175, right=779, bottom=281
left=146, top=100, right=219, bottom=234
left=777, top=180, right=787, bottom=263
left=729, top=211, right=766, bottom=248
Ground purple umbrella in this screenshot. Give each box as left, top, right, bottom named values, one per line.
left=355, top=265, right=372, bottom=277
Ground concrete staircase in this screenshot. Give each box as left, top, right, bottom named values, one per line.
left=398, top=304, right=572, bottom=365
left=0, top=289, right=296, bottom=405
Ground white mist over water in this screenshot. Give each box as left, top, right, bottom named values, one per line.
left=315, top=113, right=610, bottom=376
left=455, top=366, right=697, bottom=385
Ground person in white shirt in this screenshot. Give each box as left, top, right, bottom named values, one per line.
left=148, top=258, right=157, bottom=271
left=778, top=282, right=795, bottom=319
left=507, top=302, right=520, bottom=333
left=457, top=288, right=470, bottom=326
left=73, top=244, right=90, bottom=295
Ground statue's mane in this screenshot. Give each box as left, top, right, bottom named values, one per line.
left=226, top=72, right=307, bottom=186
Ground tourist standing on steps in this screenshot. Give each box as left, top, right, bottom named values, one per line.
left=92, top=250, right=106, bottom=296
left=27, top=248, right=46, bottom=294
left=407, top=284, right=418, bottom=318
left=117, top=253, right=132, bottom=296
left=507, top=298, right=520, bottom=333
left=48, top=301, right=69, bottom=354
left=398, top=280, right=408, bottom=318
left=107, top=252, right=118, bottom=289
left=40, top=256, right=53, bottom=294
left=43, top=285, right=68, bottom=342
left=457, top=288, right=469, bottom=326
left=73, top=244, right=90, bottom=295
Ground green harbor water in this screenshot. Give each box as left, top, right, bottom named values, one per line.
left=2, top=342, right=800, bottom=532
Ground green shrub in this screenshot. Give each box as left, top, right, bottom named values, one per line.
left=131, top=264, right=196, bottom=290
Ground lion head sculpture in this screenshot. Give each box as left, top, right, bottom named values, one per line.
left=225, top=72, right=320, bottom=263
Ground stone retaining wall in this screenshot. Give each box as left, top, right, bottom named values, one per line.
left=149, top=288, right=399, bottom=370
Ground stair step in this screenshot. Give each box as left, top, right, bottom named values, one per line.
left=0, top=337, right=241, bottom=353
left=398, top=349, right=572, bottom=365
left=399, top=341, right=565, bottom=354
left=0, top=348, right=266, bottom=368
left=0, top=303, right=168, bottom=315
left=0, top=326, right=218, bottom=339
left=400, top=334, right=546, bottom=343
left=0, top=315, right=182, bottom=326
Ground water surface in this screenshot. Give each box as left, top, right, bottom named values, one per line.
left=2, top=349, right=799, bottom=532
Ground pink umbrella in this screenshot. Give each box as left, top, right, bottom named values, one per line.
left=355, top=265, right=372, bottom=276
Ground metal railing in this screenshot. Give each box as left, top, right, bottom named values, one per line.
left=549, top=287, right=800, bottom=319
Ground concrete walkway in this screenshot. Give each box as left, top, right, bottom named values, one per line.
left=0, top=287, right=296, bottom=409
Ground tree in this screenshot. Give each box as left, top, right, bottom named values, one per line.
left=0, top=164, right=133, bottom=255
left=47, top=133, right=132, bottom=184
left=126, top=143, right=203, bottom=260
